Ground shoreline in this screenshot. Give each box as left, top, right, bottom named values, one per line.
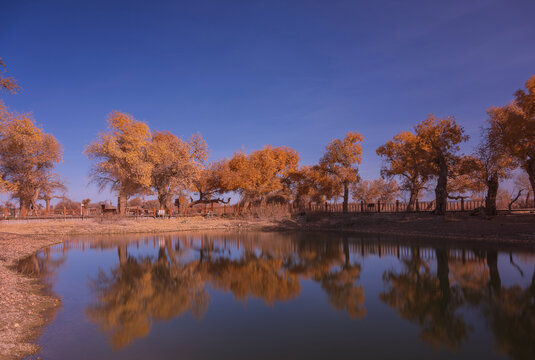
left=1, top=214, right=535, bottom=359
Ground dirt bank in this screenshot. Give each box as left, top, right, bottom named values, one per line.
left=301, top=212, right=535, bottom=246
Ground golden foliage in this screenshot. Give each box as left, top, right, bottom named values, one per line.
left=85, top=111, right=153, bottom=198
left=0, top=102, right=62, bottom=209
left=376, top=131, right=430, bottom=208
left=0, top=57, right=20, bottom=95
left=227, top=145, right=300, bottom=204
left=149, top=131, right=207, bottom=209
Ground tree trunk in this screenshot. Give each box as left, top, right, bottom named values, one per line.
left=527, top=157, right=535, bottom=206
left=434, top=156, right=448, bottom=215
left=158, top=190, right=169, bottom=211
left=343, top=181, right=349, bottom=213
left=118, top=245, right=127, bottom=265
left=407, top=190, right=418, bottom=212
left=118, top=193, right=127, bottom=215
left=436, top=248, right=451, bottom=302
left=485, top=174, right=499, bottom=215
left=487, top=250, right=501, bottom=295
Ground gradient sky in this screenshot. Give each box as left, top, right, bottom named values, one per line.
left=1, top=0, right=534, bottom=203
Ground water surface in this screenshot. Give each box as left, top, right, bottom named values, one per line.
left=22, top=231, right=535, bottom=360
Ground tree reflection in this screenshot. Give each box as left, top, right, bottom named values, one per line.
left=380, top=247, right=468, bottom=350
left=482, top=268, right=535, bottom=360
left=86, top=236, right=365, bottom=347
left=86, top=243, right=208, bottom=348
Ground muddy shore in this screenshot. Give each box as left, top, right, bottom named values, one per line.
left=1, top=213, right=534, bottom=359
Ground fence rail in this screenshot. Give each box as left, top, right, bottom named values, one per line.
left=1, top=199, right=534, bottom=221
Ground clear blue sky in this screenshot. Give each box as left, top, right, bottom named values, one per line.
left=1, top=0, right=534, bottom=202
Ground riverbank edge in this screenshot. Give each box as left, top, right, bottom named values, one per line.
left=1, top=213, right=535, bottom=359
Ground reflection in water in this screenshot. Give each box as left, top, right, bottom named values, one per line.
left=87, top=235, right=364, bottom=347
left=29, top=233, right=535, bottom=359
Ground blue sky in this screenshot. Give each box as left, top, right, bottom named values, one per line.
left=1, top=0, right=534, bottom=203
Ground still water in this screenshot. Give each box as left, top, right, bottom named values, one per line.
left=21, top=231, right=535, bottom=360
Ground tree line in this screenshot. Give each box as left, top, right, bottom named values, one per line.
left=0, top=56, right=533, bottom=215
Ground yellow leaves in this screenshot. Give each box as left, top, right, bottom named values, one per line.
left=227, top=145, right=300, bottom=200
left=0, top=102, right=62, bottom=206
left=85, top=111, right=153, bottom=195
left=0, top=57, right=21, bottom=95
left=414, top=115, right=468, bottom=159
left=319, top=131, right=364, bottom=185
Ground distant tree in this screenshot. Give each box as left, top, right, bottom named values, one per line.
left=491, top=76, right=535, bottom=198
left=85, top=111, right=153, bottom=215
left=0, top=103, right=63, bottom=211
left=514, top=173, right=533, bottom=207
left=55, top=198, right=81, bottom=211
left=0, top=57, right=20, bottom=95
left=377, top=131, right=430, bottom=211
left=82, top=198, right=91, bottom=207
left=319, top=132, right=364, bottom=213
left=352, top=178, right=400, bottom=204
left=127, top=197, right=143, bottom=207
left=148, top=131, right=208, bottom=210
left=466, top=116, right=517, bottom=215
left=142, top=199, right=160, bottom=209
left=38, top=173, right=67, bottom=212
left=415, top=115, right=468, bottom=215
left=496, top=189, right=512, bottom=210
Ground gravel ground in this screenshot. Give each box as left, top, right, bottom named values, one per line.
left=0, top=234, right=61, bottom=360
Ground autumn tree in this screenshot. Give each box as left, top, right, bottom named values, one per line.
left=415, top=115, right=468, bottom=215
left=351, top=178, right=400, bottom=204
left=148, top=132, right=208, bottom=210
left=85, top=111, right=153, bottom=215
left=190, top=160, right=232, bottom=206
left=0, top=103, right=63, bottom=211
left=377, top=131, right=430, bottom=211
left=0, top=57, right=20, bottom=95
left=319, top=132, right=364, bottom=213
left=465, top=116, right=517, bottom=215
left=514, top=173, right=533, bottom=207
left=491, top=76, right=535, bottom=198
left=227, top=145, right=300, bottom=207
left=38, top=173, right=67, bottom=212
left=292, top=165, right=342, bottom=208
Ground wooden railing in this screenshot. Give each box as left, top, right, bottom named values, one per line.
left=1, top=199, right=533, bottom=220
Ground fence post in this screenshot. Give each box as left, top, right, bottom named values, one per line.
left=377, top=200, right=381, bottom=213
left=415, top=200, right=419, bottom=212
left=395, top=200, right=399, bottom=212
left=461, top=198, right=465, bottom=211
left=361, top=201, right=364, bottom=212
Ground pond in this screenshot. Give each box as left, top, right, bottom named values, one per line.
left=21, top=231, right=535, bottom=360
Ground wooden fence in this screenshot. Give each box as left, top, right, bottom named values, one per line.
left=1, top=198, right=533, bottom=221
